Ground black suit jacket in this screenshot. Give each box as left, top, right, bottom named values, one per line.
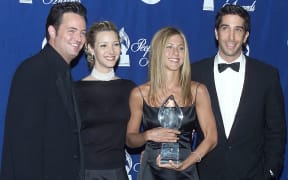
left=0, top=45, right=82, bottom=180
left=191, top=56, right=286, bottom=180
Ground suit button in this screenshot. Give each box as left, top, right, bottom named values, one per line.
left=73, top=154, right=79, bottom=159
left=228, top=146, right=232, bottom=149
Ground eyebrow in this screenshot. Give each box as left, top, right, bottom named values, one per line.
left=97, top=40, right=119, bottom=43
left=96, top=41, right=120, bottom=44
left=220, top=24, right=244, bottom=29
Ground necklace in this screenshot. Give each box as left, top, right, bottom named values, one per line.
left=91, top=68, right=115, bottom=81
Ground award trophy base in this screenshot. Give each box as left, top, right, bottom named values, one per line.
left=160, top=142, right=180, bottom=164
left=119, top=54, right=130, bottom=67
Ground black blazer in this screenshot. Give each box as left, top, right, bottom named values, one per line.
left=0, top=45, right=82, bottom=180
left=191, top=56, right=286, bottom=180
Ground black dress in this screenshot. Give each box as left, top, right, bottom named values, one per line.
left=137, top=100, right=199, bottom=180
left=74, top=79, right=136, bottom=180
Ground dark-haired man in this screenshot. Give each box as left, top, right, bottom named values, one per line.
left=0, top=2, right=87, bottom=180
left=192, top=4, right=286, bottom=180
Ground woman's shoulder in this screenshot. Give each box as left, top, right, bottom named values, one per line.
left=190, top=81, right=209, bottom=97
left=191, top=80, right=204, bottom=90
left=130, top=82, right=150, bottom=99
left=133, top=82, right=149, bottom=92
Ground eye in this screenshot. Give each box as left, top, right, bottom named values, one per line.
left=68, top=29, right=76, bottom=33
left=220, top=26, right=228, bottom=31
left=178, top=46, right=185, bottom=51
left=81, top=31, right=86, bottom=36
left=99, top=44, right=107, bottom=48
left=113, top=42, right=120, bottom=47
left=166, top=45, right=173, bottom=49
left=235, top=27, right=243, bottom=33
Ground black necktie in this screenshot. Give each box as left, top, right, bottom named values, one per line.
left=218, top=62, right=240, bottom=73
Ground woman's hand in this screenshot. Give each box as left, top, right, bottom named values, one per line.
left=144, top=127, right=180, bottom=143
left=156, top=155, right=187, bottom=171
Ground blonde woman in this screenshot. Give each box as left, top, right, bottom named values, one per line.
left=74, top=21, right=136, bottom=180
left=126, top=27, right=217, bottom=180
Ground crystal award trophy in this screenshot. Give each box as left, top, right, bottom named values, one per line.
left=158, top=95, right=183, bottom=164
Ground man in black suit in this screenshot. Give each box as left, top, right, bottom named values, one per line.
left=0, top=2, right=87, bottom=180
left=191, top=4, right=286, bottom=180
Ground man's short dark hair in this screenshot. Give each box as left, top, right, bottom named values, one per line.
left=45, top=2, right=87, bottom=40
left=215, top=4, right=250, bottom=33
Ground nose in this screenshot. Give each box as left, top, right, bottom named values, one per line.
left=172, top=47, right=179, bottom=56
left=110, top=44, right=120, bottom=54
left=75, top=31, right=85, bottom=42
left=108, top=46, right=116, bottom=54
left=229, top=30, right=235, bottom=41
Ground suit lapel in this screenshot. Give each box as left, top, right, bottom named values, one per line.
left=56, top=72, right=75, bottom=121
left=206, top=59, right=228, bottom=140
left=228, top=57, right=252, bottom=141
left=56, top=72, right=85, bottom=173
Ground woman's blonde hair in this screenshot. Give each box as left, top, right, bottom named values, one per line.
left=148, top=27, right=192, bottom=106
left=85, top=21, right=120, bottom=70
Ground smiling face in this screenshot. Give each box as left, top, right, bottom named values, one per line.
left=48, top=12, right=86, bottom=64
left=215, top=14, right=249, bottom=63
left=162, top=34, right=185, bottom=71
left=89, top=31, right=120, bottom=73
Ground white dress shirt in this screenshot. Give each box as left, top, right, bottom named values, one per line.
left=214, top=53, right=246, bottom=138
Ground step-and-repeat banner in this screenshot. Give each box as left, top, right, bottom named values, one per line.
left=0, top=0, right=287, bottom=179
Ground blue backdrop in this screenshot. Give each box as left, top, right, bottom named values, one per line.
left=0, top=0, right=287, bottom=179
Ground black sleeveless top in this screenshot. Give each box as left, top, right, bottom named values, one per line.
left=137, top=84, right=200, bottom=180
left=142, top=101, right=197, bottom=150
left=74, top=79, right=136, bottom=170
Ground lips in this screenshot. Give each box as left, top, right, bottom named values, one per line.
left=168, top=58, right=180, bottom=63
left=226, top=42, right=237, bottom=49
left=105, top=56, right=117, bottom=61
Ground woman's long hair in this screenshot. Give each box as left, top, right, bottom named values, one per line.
left=148, top=27, right=192, bottom=106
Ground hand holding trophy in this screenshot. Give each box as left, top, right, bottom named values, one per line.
left=158, top=95, right=183, bottom=164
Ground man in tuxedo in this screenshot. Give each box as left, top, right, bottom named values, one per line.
left=0, top=2, right=87, bottom=180
left=191, top=4, right=286, bottom=180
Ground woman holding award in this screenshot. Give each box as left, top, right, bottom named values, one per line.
left=126, top=27, right=217, bottom=180
left=74, top=21, right=136, bottom=180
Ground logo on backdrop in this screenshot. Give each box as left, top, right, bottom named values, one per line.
left=125, top=150, right=140, bottom=180
left=42, top=0, right=81, bottom=4
left=119, top=28, right=131, bottom=67
left=203, top=0, right=256, bottom=12
left=20, top=0, right=81, bottom=4
left=42, top=38, right=47, bottom=49
left=118, top=27, right=150, bottom=67
left=244, top=44, right=250, bottom=56
left=125, top=150, right=133, bottom=180
left=141, top=0, right=160, bottom=5
left=131, top=38, right=150, bottom=67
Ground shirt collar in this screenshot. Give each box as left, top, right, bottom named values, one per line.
left=215, top=52, right=244, bottom=64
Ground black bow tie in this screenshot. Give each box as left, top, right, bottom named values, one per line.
left=218, top=62, right=240, bottom=73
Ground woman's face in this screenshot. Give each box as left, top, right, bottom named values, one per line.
left=91, top=31, right=120, bottom=72
left=162, top=34, right=185, bottom=72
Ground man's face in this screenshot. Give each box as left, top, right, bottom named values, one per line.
left=48, top=12, right=86, bottom=64
left=215, top=14, right=249, bottom=63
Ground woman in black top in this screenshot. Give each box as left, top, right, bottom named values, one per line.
left=126, top=27, right=217, bottom=180
left=74, top=21, right=136, bottom=180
